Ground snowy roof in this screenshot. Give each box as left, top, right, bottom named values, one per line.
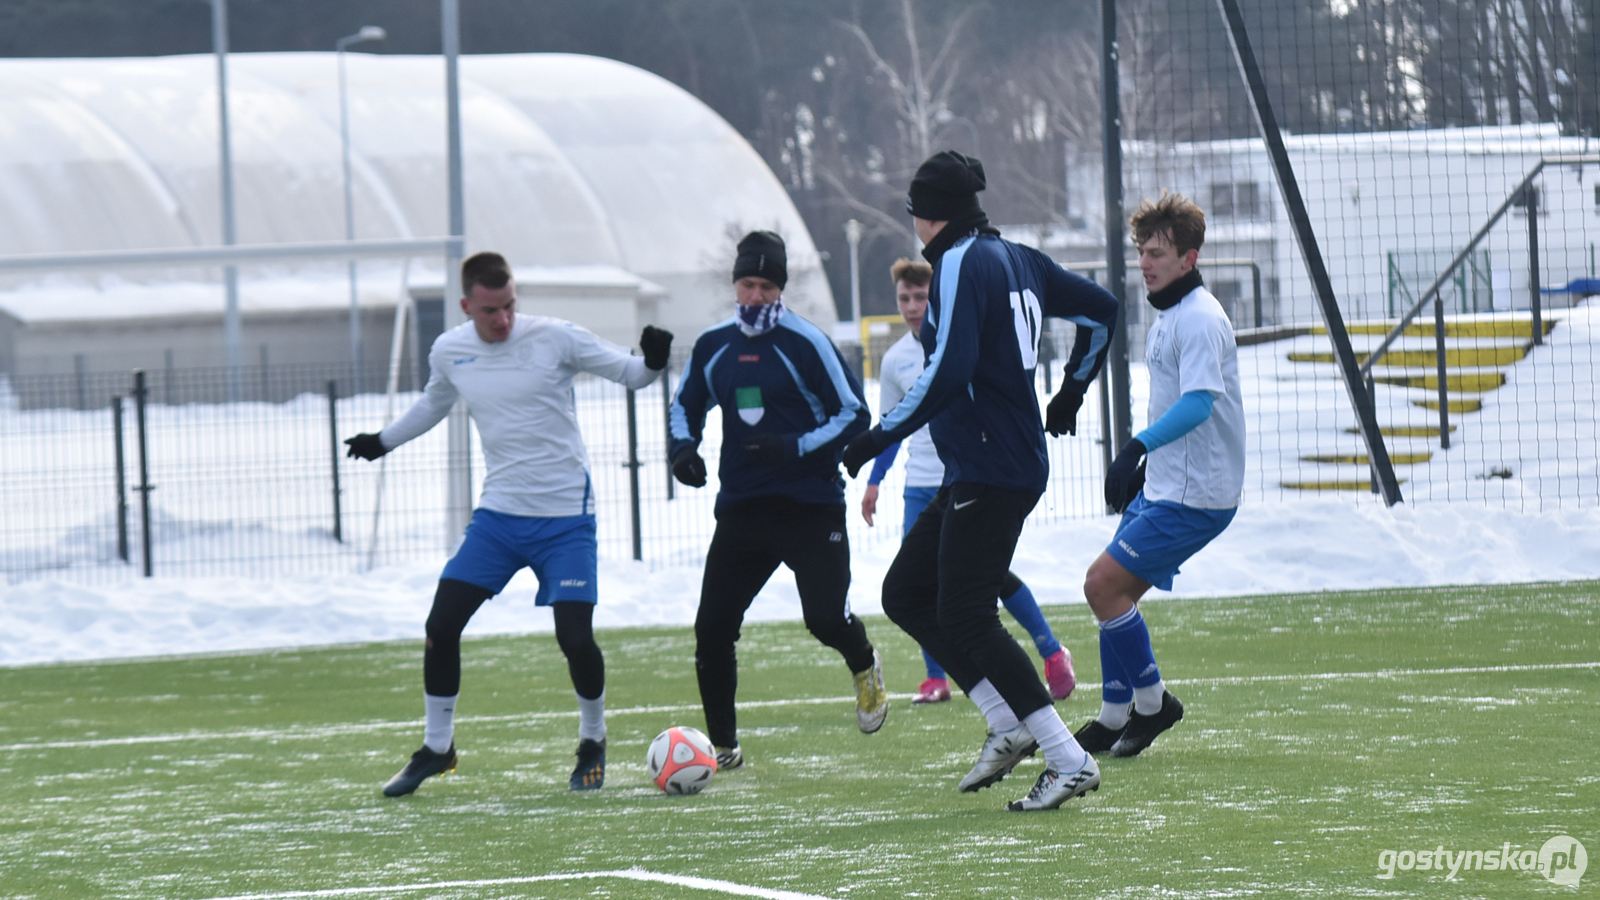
left=0, top=264, right=666, bottom=325
left=0, top=52, right=823, bottom=299
left=1126, top=123, right=1598, bottom=158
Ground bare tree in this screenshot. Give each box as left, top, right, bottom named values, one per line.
left=817, top=0, right=982, bottom=253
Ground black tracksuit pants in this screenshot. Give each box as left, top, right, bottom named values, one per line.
left=695, top=499, right=877, bottom=749
left=881, top=482, right=1053, bottom=721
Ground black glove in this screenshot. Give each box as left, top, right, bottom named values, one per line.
left=1045, top=383, right=1086, bottom=437
left=742, top=433, right=796, bottom=466
left=671, top=446, right=707, bottom=487
left=344, top=433, right=388, bottom=461
left=639, top=325, right=674, bottom=370
left=1104, top=438, right=1147, bottom=513
left=841, top=429, right=883, bottom=479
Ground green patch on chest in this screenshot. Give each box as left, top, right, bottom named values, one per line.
left=735, top=385, right=764, bottom=424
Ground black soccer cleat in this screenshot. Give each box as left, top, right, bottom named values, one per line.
left=1072, top=719, right=1125, bottom=756
left=570, top=738, right=606, bottom=790
left=382, top=743, right=457, bottom=797
left=1110, top=691, right=1184, bottom=758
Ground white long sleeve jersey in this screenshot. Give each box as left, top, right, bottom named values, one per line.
left=1143, top=286, right=1246, bottom=510
left=381, top=314, right=659, bottom=518
left=877, top=331, right=945, bottom=489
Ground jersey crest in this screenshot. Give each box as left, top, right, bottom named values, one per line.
left=736, top=386, right=765, bottom=424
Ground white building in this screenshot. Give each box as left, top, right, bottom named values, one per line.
left=0, top=51, right=833, bottom=385
left=1125, top=125, right=1600, bottom=325
left=1027, top=125, right=1599, bottom=350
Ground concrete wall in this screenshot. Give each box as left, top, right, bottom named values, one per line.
left=9, top=308, right=399, bottom=380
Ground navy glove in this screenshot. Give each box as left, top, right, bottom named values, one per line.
left=671, top=446, right=707, bottom=487
left=742, top=433, right=797, bottom=466
left=639, top=325, right=674, bottom=370
left=344, top=433, right=388, bottom=461
left=1104, top=438, right=1147, bottom=513
left=1045, top=383, right=1086, bottom=437
left=841, top=429, right=883, bottom=478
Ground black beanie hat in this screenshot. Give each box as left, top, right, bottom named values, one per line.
left=906, top=150, right=987, bottom=221
left=732, top=230, right=788, bottom=288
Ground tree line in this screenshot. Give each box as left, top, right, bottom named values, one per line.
left=1, top=0, right=1593, bottom=317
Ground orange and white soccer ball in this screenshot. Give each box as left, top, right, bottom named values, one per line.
left=646, top=725, right=718, bottom=795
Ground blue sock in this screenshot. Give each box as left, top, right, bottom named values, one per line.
left=1101, top=606, right=1161, bottom=693
left=921, top=649, right=946, bottom=681
left=1098, top=625, right=1133, bottom=707
left=1000, top=582, right=1062, bottom=658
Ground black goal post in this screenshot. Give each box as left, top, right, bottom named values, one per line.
left=1214, top=0, right=1404, bottom=507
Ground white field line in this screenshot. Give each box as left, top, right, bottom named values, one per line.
left=5, top=660, right=1596, bottom=753
left=188, top=867, right=840, bottom=900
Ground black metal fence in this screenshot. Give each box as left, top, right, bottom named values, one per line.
left=1079, top=0, right=1600, bottom=508
left=4, top=359, right=421, bottom=412
left=5, top=3, right=1599, bottom=585
left=0, top=355, right=1108, bottom=586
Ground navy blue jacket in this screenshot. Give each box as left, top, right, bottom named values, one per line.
left=671, top=313, right=869, bottom=512
left=876, top=232, right=1118, bottom=494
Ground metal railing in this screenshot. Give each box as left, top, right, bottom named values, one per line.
left=1358, top=156, right=1600, bottom=450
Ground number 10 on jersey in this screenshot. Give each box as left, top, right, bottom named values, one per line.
left=1010, top=288, right=1042, bottom=370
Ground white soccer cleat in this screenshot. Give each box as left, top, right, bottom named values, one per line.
left=714, top=744, right=744, bottom=771
left=853, top=651, right=888, bottom=734
left=957, top=723, right=1037, bottom=792
left=1006, top=755, right=1101, bottom=811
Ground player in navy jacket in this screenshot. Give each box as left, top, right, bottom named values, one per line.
left=842, top=151, right=1117, bottom=811
left=668, top=310, right=867, bottom=514
left=670, top=231, right=886, bottom=770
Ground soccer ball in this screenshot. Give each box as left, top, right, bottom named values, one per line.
left=646, top=725, right=718, bottom=795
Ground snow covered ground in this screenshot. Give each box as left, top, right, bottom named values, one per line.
left=4, top=301, right=1598, bottom=667
left=6, top=493, right=1599, bottom=668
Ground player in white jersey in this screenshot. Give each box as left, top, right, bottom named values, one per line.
left=861, top=259, right=1075, bottom=705
left=344, top=252, right=672, bottom=796
left=1071, top=193, right=1245, bottom=759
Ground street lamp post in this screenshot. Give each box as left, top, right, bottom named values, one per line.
left=441, top=0, right=472, bottom=548
left=844, top=218, right=863, bottom=327
left=336, top=25, right=387, bottom=395
left=211, top=0, right=240, bottom=401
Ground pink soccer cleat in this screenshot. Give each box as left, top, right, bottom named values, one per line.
left=912, top=677, right=951, bottom=704
left=1044, top=649, right=1076, bottom=700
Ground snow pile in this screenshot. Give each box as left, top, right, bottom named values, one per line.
left=6, top=495, right=1598, bottom=667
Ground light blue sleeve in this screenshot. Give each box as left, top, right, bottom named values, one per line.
left=1135, top=390, right=1215, bottom=451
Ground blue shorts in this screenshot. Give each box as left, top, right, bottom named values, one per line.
left=440, top=508, right=599, bottom=604
left=1105, top=492, right=1236, bottom=591
left=902, top=485, right=940, bottom=539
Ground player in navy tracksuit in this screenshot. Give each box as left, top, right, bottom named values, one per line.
left=670, top=231, right=886, bottom=770
left=842, top=151, right=1118, bottom=810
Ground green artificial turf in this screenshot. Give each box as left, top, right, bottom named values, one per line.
left=1, top=581, right=1596, bottom=899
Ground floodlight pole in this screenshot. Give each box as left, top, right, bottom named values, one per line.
left=845, top=218, right=862, bottom=326
left=337, top=25, right=387, bottom=395
left=211, top=0, right=241, bottom=402
left=1214, top=0, right=1402, bottom=506
left=1100, top=0, right=1133, bottom=462
left=442, top=0, right=473, bottom=547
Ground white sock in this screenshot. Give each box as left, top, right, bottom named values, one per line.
left=577, top=690, right=607, bottom=743
left=1023, top=705, right=1090, bottom=773
left=423, top=692, right=457, bottom=753
left=1099, top=700, right=1133, bottom=730
left=967, top=679, right=1021, bottom=732
left=1133, top=680, right=1166, bottom=716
